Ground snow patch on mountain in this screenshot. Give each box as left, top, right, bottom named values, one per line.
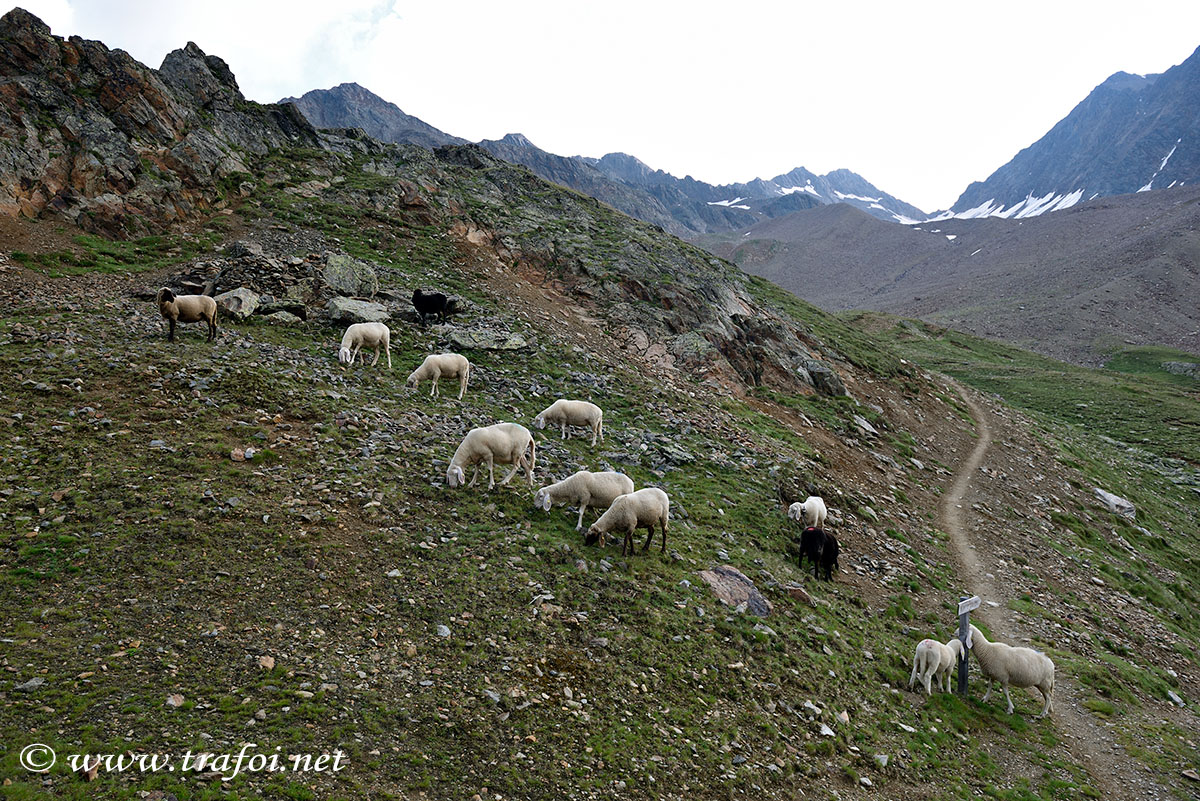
left=930, top=189, right=1084, bottom=221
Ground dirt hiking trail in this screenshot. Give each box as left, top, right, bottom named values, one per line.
left=939, top=383, right=1168, bottom=800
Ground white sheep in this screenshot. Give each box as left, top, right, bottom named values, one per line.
left=968, top=624, right=1055, bottom=717
left=908, top=637, right=965, bottom=695
left=157, top=288, right=217, bottom=342
left=338, top=322, right=391, bottom=368
left=585, top=487, right=669, bottom=556
left=787, top=496, right=828, bottom=529
left=446, top=422, right=536, bottom=490
left=533, top=399, right=604, bottom=446
left=534, top=470, right=635, bottom=531
left=407, top=353, right=471, bottom=399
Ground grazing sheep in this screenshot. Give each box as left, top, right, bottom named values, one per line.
left=787, top=496, right=828, bottom=529
left=818, top=532, right=839, bottom=581
left=446, top=423, right=535, bottom=490
left=585, top=487, right=669, bottom=557
left=338, top=322, right=391, bottom=368
left=534, top=470, right=635, bottom=531
left=798, top=526, right=826, bottom=577
left=156, top=288, right=217, bottom=342
left=908, top=637, right=966, bottom=695
left=967, top=624, right=1055, bottom=717
left=533, top=399, right=604, bottom=446
left=412, top=289, right=456, bottom=325
left=406, top=353, right=471, bottom=399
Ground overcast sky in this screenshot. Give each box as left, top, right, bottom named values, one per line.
left=16, top=0, right=1200, bottom=212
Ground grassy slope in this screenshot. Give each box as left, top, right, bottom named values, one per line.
left=0, top=151, right=1194, bottom=800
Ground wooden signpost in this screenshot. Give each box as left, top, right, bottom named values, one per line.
left=957, top=595, right=981, bottom=695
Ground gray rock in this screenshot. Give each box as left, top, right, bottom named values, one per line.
left=1162, top=361, right=1200, bottom=378
left=697, top=564, right=773, bottom=617
left=802, top=359, right=848, bottom=397
left=264, top=311, right=302, bottom=325
left=853, top=414, right=880, bottom=437
left=323, top=253, right=378, bottom=298
left=327, top=297, right=390, bottom=323
left=14, top=677, right=45, bottom=692
left=436, top=624, right=451, bottom=638
left=1092, top=487, right=1136, bottom=519
left=215, top=287, right=259, bottom=321
left=445, top=329, right=530, bottom=351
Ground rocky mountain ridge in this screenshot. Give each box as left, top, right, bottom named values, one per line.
left=277, top=83, right=924, bottom=232
left=948, top=45, right=1200, bottom=218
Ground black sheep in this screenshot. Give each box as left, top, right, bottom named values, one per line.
left=798, top=526, right=826, bottom=578
left=818, top=532, right=840, bottom=581
left=411, top=288, right=456, bottom=325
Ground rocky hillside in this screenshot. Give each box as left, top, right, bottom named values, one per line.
left=1, top=9, right=1198, bottom=801
left=700, top=186, right=1200, bottom=365
left=282, top=84, right=924, bottom=232
left=0, top=8, right=317, bottom=236
left=949, top=45, right=1200, bottom=218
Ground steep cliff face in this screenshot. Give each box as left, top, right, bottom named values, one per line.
left=0, top=8, right=317, bottom=235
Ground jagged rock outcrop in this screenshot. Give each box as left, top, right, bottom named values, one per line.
left=0, top=8, right=317, bottom=235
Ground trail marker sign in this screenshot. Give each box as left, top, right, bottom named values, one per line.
left=956, top=595, right=981, bottom=695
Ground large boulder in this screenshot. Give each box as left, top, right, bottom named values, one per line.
left=214, top=287, right=259, bottom=321
left=322, top=253, right=378, bottom=298
left=326, top=297, right=389, bottom=323
left=698, top=564, right=773, bottom=617
left=1093, top=487, right=1136, bottom=519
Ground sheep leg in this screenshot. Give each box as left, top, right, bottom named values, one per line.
left=467, top=465, right=479, bottom=488
left=206, top=314, right=216, bottom=341
left=1037, top=687, right=1053, bottom=718
left=458, top=371, right=467, bottom=400
left=576, top=504, right=587, bottom=531
left=622, top=531, right=633, bottom=557
left=591, top=424, right=597, bottom=447
left=1002, top=685, right=1014, bottom=715
left=561, top=422, right=567, bottom=440
left=660, top=519, right=667, bottom=553
left=385, top=342, right=391, bottom=369
left=168, top=318, right=176, bottom=342
left=982, top=681, right=993, bottom=703
left=370, top=345, right=380, bottom=366
left=499, top=461, right=520, bottom=486
left=908, top=660, right=919, bottom=691
left=641, top=523, right=655, bottom=552
left=486, top=456, right=497, bottom=490
left=430, top=376, right=438, bottom=397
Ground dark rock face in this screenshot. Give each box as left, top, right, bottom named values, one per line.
left=281, top=82, right=465, bottom=150
left=952, top=46, right=1200, bottom=215
left=0, top=8, right=318, bottom=235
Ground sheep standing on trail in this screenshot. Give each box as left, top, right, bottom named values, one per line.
left=585, top=487, right=670, bottom=557
left=338, top=322, right=391, bottom=368
left=533, top=399, right=604, bottom=446
left=157, top=288, right=217, bottom=342
left=406, top=353, right=470, bottom=399
left=788, top=496, right=827, bottom=530
left=968, top=624, right=1055, bottom=718
left=446, top=423, right=535, bottom=490
left=909, top=637, right=966, bottom=695
left=534, top=470, right=635, bottom=530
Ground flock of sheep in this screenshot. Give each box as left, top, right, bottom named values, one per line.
left=157, top=287, right=1058, bottom=718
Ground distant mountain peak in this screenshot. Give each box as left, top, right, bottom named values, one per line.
left=280, top=84, right=464, bottom=150
left=950, top=46, right=1200, bottom=218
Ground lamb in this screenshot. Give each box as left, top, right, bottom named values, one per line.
left=908, top=637, right=966, bottom=695
left=797, top=526, right=826, bottom=578
left=967, top=624, right=1055, bottom=717
left=412, top=289, right=456, bottom=325
left=338, top=322, right=391, bottom=368
left=818, top=532, right=840, bottom=581
left=534, top=470, right=635, bottom=531
left=406, top=353, right=471, bottom=399
left=787, top=496, right=828, bottom=530
left=156, top=288, right=217, bottom=342
left=585, top=487, right=669, bottom=557
left=446, top=423, right=536, bottom=490
left=533, top=399, right=604, bottom=446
